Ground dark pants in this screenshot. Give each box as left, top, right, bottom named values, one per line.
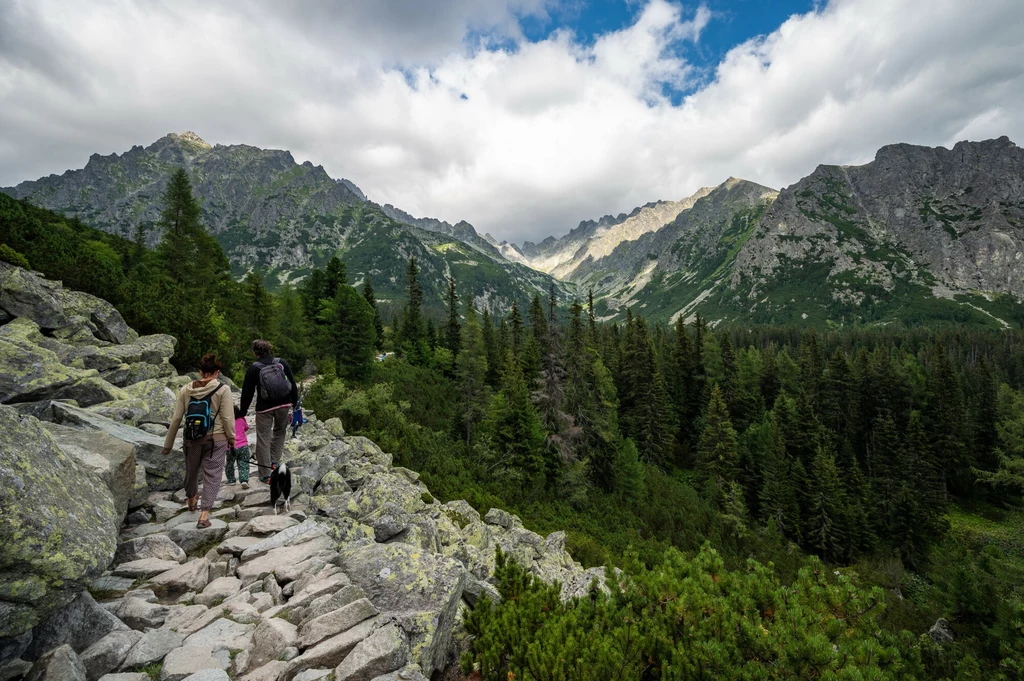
left=184, top=440, right=228, bottom=511
left=226, top=445, right=251, bottom=483
left=255, top=407, right=289, bottom=478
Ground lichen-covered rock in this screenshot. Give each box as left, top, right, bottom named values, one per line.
left=298, top=598, right=378, bottom=650
left=42, top=424, right=137, bottom=521
left=50, top=403, right=184, bottom=491
left=338, top=543, right=465, bottom=678
left=281, top=618, right=378, bottom=681
left=55, top=290, right=137, bottom=346
left=333, top=624, right=408, bottom=681
left=52, top=378, right=128, bottom=408
left=0, top=265, right=70, bottom=330
left=165, top=522, right=228, bottom=555
left=321, top=418, right=345, bottom=440
left=0, top=319, right=90, bottom=404
left=0, top=408, right=118, bottom=640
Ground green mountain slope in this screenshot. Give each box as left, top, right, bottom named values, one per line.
left=3, top=132, right=569, bottom=313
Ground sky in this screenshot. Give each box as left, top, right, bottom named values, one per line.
left=1, top=0, right=1022, bottom=244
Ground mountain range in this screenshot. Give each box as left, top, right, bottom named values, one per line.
left=5, top=133, right=1024, bottom=328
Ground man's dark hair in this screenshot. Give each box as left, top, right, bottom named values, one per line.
left=252, top=339, right=273, bottom=357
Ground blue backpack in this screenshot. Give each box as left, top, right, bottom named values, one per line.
left=183, top=384, right=227, bottom=441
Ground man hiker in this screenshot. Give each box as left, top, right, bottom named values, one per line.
left=238, top=339, right=299, bottom=483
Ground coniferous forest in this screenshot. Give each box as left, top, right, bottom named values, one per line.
left=2, top=171, right=1024, bottom=678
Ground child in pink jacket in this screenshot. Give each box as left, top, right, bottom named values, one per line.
left=226, top=405, right=251, bottom=488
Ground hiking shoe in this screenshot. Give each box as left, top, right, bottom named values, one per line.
left=240, top=481, right=249, bottom=489
left=260, top=476, right=271, bottom=485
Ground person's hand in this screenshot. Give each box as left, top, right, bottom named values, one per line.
left=161, top=447, right=171, bottom=456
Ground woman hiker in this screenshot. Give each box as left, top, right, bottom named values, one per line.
left=161, top=353, right=235, bottom=528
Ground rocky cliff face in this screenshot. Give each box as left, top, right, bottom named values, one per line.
left=3, top=133, right=568, bottom=313
left=0, top=267, right=600, bottom=681
left=524, top=138, right=1024, bottom=327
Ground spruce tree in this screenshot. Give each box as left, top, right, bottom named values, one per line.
left=481, top=308, right=498, bottom=387
left=445, top=276, right=461, bottom=359
left=696, top=384, right=740, bottom=485
left=243, top=270, right=273, bottom=340
left=507, top=301, right=523, bottom=356
left=867, top=409, right=901, bottom=534
left=361, top=276, right=384, bottom=351
left=484, top=351, right=545, bottom=478
left=325, top=284, right=376, bottom=380
left=758, top=412, right=801, bottom=541
left=400, top=256, right=426, bottom=363
left=457, top=297, right=489, bottom=446
left=324, top=256, right=347, bottom=299
left=806, top=444, right=847, bottom=562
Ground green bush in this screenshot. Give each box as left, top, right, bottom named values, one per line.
left=0, top=243, right=30, bottom=269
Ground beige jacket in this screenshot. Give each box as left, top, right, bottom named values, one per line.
left=163, top=378, right=236, bottom=450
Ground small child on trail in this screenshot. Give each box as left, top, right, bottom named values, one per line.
left=226, top=405, right=251, bottom=488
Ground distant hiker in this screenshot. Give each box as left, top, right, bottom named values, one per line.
left=161, top=353, right=235, bottom=528
left=226, top=405, right=251, bottom=489
left=238, top=339, right=299, bottom=484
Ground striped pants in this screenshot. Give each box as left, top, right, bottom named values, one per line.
left=184, top=439, right=228, bottom=511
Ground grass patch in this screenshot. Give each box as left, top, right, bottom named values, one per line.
left=141, top=662, right=163, bottom=681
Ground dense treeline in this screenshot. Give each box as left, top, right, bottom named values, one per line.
left=3, top=170, right=1023, bottom=678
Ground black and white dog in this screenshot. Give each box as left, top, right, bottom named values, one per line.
left=269, top=462, right=292, bottom=514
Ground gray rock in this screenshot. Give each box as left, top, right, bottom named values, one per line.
left=0, top=265, right=69, bottom=330
left=26, top=593, right=129, bottom=660
left=25, top=645, right=86, bottom=681
left=1, top=659, right=33, bottom=681
left=129, top=466, right=148, bottom=510
left=291, top=670, right=330, bottom=681
left=322, top=419, right=345, bottom=440
left=165, top=522, right=228, bottom=554
left=0, top=408, right=118, bottom=639
left=368, top=665, right=428, bottom=681
left=99, top=675, right=149, bottom=681
left=152, top=502, right=183, bottom=523
left=114, top=598, right=169, bottom=631
left=929, top=617, right=955, bottom=644
left=50, top=403, right=184, bottom=491
left=333, top=624, right=407, bottom=681
left=246, top=619, right=297, bottom=670
left=0, top=320, right=87, bottom=404
left=281, top=618, right=378, bottom=681
left=235, top=536, right=334, bottom=585
left=91, top=576, right=135, bottom=593
left=114, top=536, right=186, bottom=565
left=298, top=599, right=378, bottom=650
left=338, top=543, right=465, bottom=677
left=42, top=424, right=137, bottom=521
left=237, top=662, right=287, bottom=681
left=124, top=510, right=151, bottom=526
left=182, top=619, right=255, bottom=652
left=79, top=631, right=141, bottom=681
left=462, top=576, right=501, bottom=607
left=307, top=586, right=367, bottom=624
left=150, top=560, right=211, bottom=594
left=159, top=646, right=230, bottom=681
left=194, top=578, right=241, bottom=607
left=482, top=508, right=520, bottom=529
left=158, top=605, right=208, bottom=634
left=0, top=633, right=31, bottom=670
left=119, top=629, right=183, bottom=670
left=241, top=516, right=298, bottom=537
left=239, top=520, right=325, bottom=562
left=112, top=559, right=181, bottom=579
left=179, top=671, right=229, bottom=681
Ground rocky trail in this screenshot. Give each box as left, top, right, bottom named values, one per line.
left=0, top=263, right=604, bottom=681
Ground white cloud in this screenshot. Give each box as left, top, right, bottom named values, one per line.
left=1, top=0, right=1022, bottom=244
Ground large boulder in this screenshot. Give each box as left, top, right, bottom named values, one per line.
left=338, top=543, right=465, bottom=678
left=42, top=424, right=137, bottom=521
left=0, top=408, right=118, bottom=642
left=25, top=592, right=129, bottom=660
left=0, top=265, right=69, bottom=331
left=25, top=645, right=86, bottom=681
left=50, top=403, right=183, bottom=491
left=55, top=290, right=137, bottom=346
left=0, top=319, right=91, bottom=404
left=332, top=624, right=408, bottom=681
